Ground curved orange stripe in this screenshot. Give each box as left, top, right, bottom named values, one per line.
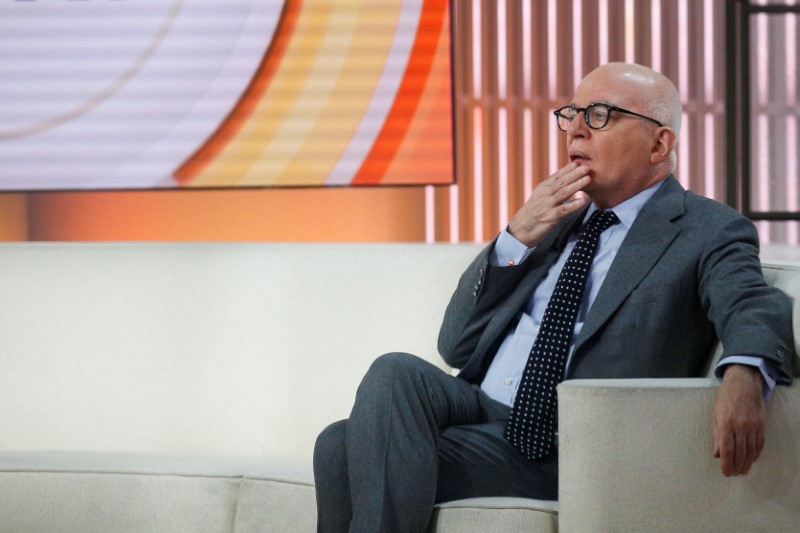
left=351, top=0, right=448, bottom=185
left=173, top=0, right=302, bottom=184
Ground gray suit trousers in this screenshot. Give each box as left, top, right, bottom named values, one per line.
left=313, top=352, right=557, bottom=533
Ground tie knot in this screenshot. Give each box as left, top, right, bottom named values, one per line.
left=580, top=209, right=619, bottom=238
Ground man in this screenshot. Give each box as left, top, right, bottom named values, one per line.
left=313, top=63, right=795, bottom=533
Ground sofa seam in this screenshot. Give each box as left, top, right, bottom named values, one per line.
left=0, top=469, right=247, bottom=480
left=230, top=476, right=246, bottom=532
left=0, top=469, right=316, bottom=486
left=241, top=476, right=314, bottom=487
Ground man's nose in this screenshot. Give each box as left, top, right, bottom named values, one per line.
left=566, top=110, right=589, bottom=138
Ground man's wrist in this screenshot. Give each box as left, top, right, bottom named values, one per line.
left=719, top=362, right=767, bottom=399
left=724, top=363, right=763, bottom=384
left=491, top=228, right=532, bottom=267
left=507, top=220, right=540, bottom=248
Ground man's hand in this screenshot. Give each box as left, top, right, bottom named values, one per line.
left=711, top=364, right=766, bottom=476
left=507, top=162, right=592, bottom=247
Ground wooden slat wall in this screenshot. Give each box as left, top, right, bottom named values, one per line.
left=427, top=0, right=799, bottom=244
left=750, top=6, right=800, bottom=243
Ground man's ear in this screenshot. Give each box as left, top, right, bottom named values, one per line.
left=650, top=127, right=677, bottom=164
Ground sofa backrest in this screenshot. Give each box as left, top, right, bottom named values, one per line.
left=0, top=244, right=795, bottom=462
left=0, top=243, right=482, bottom=460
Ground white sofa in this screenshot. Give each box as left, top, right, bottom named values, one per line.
left=0, top=242, right=796, bottom=532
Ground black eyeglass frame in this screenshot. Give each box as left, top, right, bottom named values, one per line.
left=553, top=103, right=664, bottom=131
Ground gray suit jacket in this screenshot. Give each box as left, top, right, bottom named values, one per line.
left=439, top=176, right=795, bottom=386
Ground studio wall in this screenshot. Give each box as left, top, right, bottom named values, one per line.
left=3, top=0, right=797, bottom=244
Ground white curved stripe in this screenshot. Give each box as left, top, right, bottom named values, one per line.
left=324, top=0, right=423, bottom=185
left=108, top=0, right=280, bottom=188
left=0, top=0, right=281, bottom=190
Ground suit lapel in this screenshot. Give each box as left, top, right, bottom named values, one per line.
left=572, top=176, right=687, bottom=355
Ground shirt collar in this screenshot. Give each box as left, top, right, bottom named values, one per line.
left=583, top=178, right=666, bottom=230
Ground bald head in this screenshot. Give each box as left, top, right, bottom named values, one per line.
left=577, top=63, right=682, bottom=173
left=583, top=62, right=682, bottom=135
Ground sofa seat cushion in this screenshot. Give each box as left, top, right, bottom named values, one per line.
left=0, top=452, right=315, bottom=533
left=0, top=452, right=560, bottom=533
left=234, top=472, right=561, bottom=533
left=234, top=464, right=316, bottom=533
left=0, top=452, right=245, bottom=533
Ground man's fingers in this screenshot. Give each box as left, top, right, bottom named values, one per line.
left=549, top=167, right=591, bottom=212
left=717, top=423, right=767, bottom=476
left=719, top=432, right=735, bottom=476
left=742, top=430, right=758, bottom=475
left=712, top=364, right=767, bottom=477
left=551, top=163, right=589, bottom=190
left=548, top=161, right=581, bottom=182
left=559, top=193, right=589, bottom=214
left=734, top=427, right=747, bottom=474
left=712, top=425, right=720, bottom=458
left=509, top=161, right=594, bottom=246
left=555, top=173, right=590, bottom=199
left=755, top=426, right=765, bottom=457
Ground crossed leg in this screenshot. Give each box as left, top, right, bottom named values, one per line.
left=313, top=353, right=557, bottom=533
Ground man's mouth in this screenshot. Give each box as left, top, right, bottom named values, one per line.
left=569, top=151, right=590, bottom=165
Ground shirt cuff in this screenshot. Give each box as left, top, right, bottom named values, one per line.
left=714, top=355, right=778, bottom=401
left=490, top=229, right=533, bottom=267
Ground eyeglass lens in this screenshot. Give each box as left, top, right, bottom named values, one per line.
left=557, top=105, right=610, bottom=130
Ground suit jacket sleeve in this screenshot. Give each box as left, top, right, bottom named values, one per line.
left=437, top=239, right=527, bottom=370
left=698, top=214, right=795, bottom=383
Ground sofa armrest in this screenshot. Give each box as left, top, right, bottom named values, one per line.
left=557, top=378, right=800, bottom=533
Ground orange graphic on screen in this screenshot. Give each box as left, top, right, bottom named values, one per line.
left=174, top=0, right=453, bottom=188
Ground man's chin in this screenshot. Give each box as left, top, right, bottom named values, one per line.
left=580, top=180, right=597, bottom=197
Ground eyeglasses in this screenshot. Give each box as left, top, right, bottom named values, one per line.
left=554, top=103, right=663, bottom=131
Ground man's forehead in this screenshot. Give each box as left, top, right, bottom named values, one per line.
left=573, top=78, right=640, bottom=108
left=568, top=98, right=614, bottom=107
left=574, top=66, right=654, bottom=106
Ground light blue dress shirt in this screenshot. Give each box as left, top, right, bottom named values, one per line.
left=481, top=180, right=776, bottom=406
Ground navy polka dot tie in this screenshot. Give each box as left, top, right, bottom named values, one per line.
left=505, top=209, right=620, bottom=460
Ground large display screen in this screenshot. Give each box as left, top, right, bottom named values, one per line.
left=0, top=0, right=453, bottom=190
